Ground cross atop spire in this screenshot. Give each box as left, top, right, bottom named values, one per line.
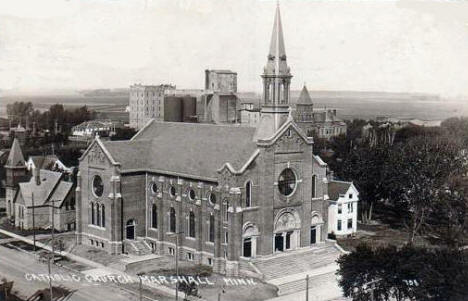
left=264, top=2, right=289, bottom=76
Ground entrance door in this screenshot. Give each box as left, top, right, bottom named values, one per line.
left=243, top=238, right=252, bottom=257
left=126, top=220, right=135, bottom=240
left=274, top=233, right=284, bottom=252
left=285, top=231, right=293, bottom=250
left=310, top=226, right=316, bottom=244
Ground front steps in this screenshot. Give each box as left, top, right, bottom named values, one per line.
left=123, top=239, right=152, bottom=256
left=251, top=243, right=343, bottom=297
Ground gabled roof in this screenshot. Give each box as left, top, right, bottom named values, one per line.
left=28, top=155, right=59, bottom=170
left=6, top=138, right=25, bottom=168
left=328, top=180, right=353, bottom=201
left=101, top=121, right=258, bottom=181
left=297, top=85, right=313, bottom=105
left=50, top=181, right=74, bottom=207
left=17, top=170, right=63, bottom=207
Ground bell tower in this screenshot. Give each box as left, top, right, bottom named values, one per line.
left=5, top=138, right=27, bottom=218
left=255, top=2, right=293, bottom=140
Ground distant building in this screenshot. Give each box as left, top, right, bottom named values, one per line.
left=327, top=180, right=359, bottom=236
left=199, top=70, right=240, bottom=124
left=204, top=69, right=237, bottom=93
left=129, top=84, right=176, bottom=129
left=239, top=103, right=260, bottom=127
left=292, top=85, right=347, bottom=139
left=71, top=120, right=118, bottom=138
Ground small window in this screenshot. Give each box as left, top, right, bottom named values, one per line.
left=169, top=186, right=176, bottom=197
left=101, top=242, right=104, bottom=248
left=90, top=239, right=94, bottom=246
left=207, top=258, right=213, bottom=266
left=224, top=231, right=229, bottom=244
left=209, top=214, right=215, bottom=242
left=347, top=218, right=353, bottom=230
left=187, top=252, right=194, bottom=261
left=349, top=193, right=353, bottom=199
left=337, top=220, right=342, bottom=231
left=168, top=247, right=175, bottom=256
left=209, top=193, right=216, bottom=205
left=188, top=189, right=196, bottom=201
left=338, top=204, right=342, bottom=214
left=151, top=183, right=158, bottom=194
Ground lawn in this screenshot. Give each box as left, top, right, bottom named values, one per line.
left=337, top=220, right=429, bottom=252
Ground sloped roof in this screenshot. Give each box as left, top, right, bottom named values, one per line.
left=6, top=138, right=25, bottom=167
left=328, top=180, right=352, bottom=200
left=18, top=170, right=63, bottom=207
left=50, top=181, right=74, bottom=207
left=103, top=121, right=258, bottom=180
left=297, top=85, right=313, bottom=104
left=29, top=155, right=59, bottom=170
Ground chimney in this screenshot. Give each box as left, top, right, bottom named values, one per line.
left=34, top=168, right=41, bottom=186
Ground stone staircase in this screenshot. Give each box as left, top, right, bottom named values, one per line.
left=253, top=244, right=340, bottom=280
left=276, top=270, right=337, bottom=296
left=252, top=243, right=343, bottom=297
left=124, top=239, right=152, bottom=256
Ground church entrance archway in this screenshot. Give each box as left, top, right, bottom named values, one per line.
left=126, top=219, right=136, bottom=240
left=310, top=212, right=324, bottom=245
left=274, top=209, right=301, bottom=253
left=242, top=223, right=259, bottom=258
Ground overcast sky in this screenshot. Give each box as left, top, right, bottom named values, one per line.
left=1, top=0, right=468, bottom=97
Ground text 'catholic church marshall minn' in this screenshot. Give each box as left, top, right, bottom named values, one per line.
left=75, top=4, right=359, bottom=276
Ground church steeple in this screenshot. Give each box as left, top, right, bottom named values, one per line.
left=255, top=2, right=293, bottom=141
left=262, top=2, right=292, bottom=107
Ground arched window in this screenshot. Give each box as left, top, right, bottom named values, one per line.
left=152, top=204, right=158, bottom=229
left=96, top=204, right=101, bottom=226
left=245, top=181, right=252, bottom=207
left=101, top=205, right=105, bottom=228
left=170, top=207, right=176, bottom=233
left=91, top=203, right=95, bottom=225
left=189, top=211, right=195, bottom=238
left=209, top=214, right=215, bottom=242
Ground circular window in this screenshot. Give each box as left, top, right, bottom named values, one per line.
left=209, top=193, right=216, bottom=205
left=169, top=186, right=176, bottom=197
left=278, top=168, right=296, bottom=196
left=188, top=189, right=196, bottom=200
left=92, top=176, right=104, bottom=197
left=151, top=182, right=158, bottom=194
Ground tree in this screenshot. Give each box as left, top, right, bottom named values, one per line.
left=387, top=136, right=466, bottom=243
left=6, top=101, right=33, bottom=124
left=337, top=244, right=468, bottom=301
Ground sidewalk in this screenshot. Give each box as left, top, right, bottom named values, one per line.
left=0, top=227, right=178, bottom=298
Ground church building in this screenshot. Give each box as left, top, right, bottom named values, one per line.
left=76, top=4, right=338, bottom=276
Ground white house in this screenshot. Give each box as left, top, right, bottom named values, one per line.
left=327, top=180, right=359, bottom=236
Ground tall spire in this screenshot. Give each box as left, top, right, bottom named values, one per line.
left=297, top=85, right=313, bottom=104
left=265, top=2, right=289, bottom=76
left=255, top=2, right=293, bottom=141
left=6, top=138, right=25, bottom=167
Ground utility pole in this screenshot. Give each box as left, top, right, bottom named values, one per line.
left=305, top=274, right=309, bottom=301
left=32, top=192, right=36, bottom=252
left=171, top=231, right=184, bottom=301
left=175, top=232, right=179, bottom=301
